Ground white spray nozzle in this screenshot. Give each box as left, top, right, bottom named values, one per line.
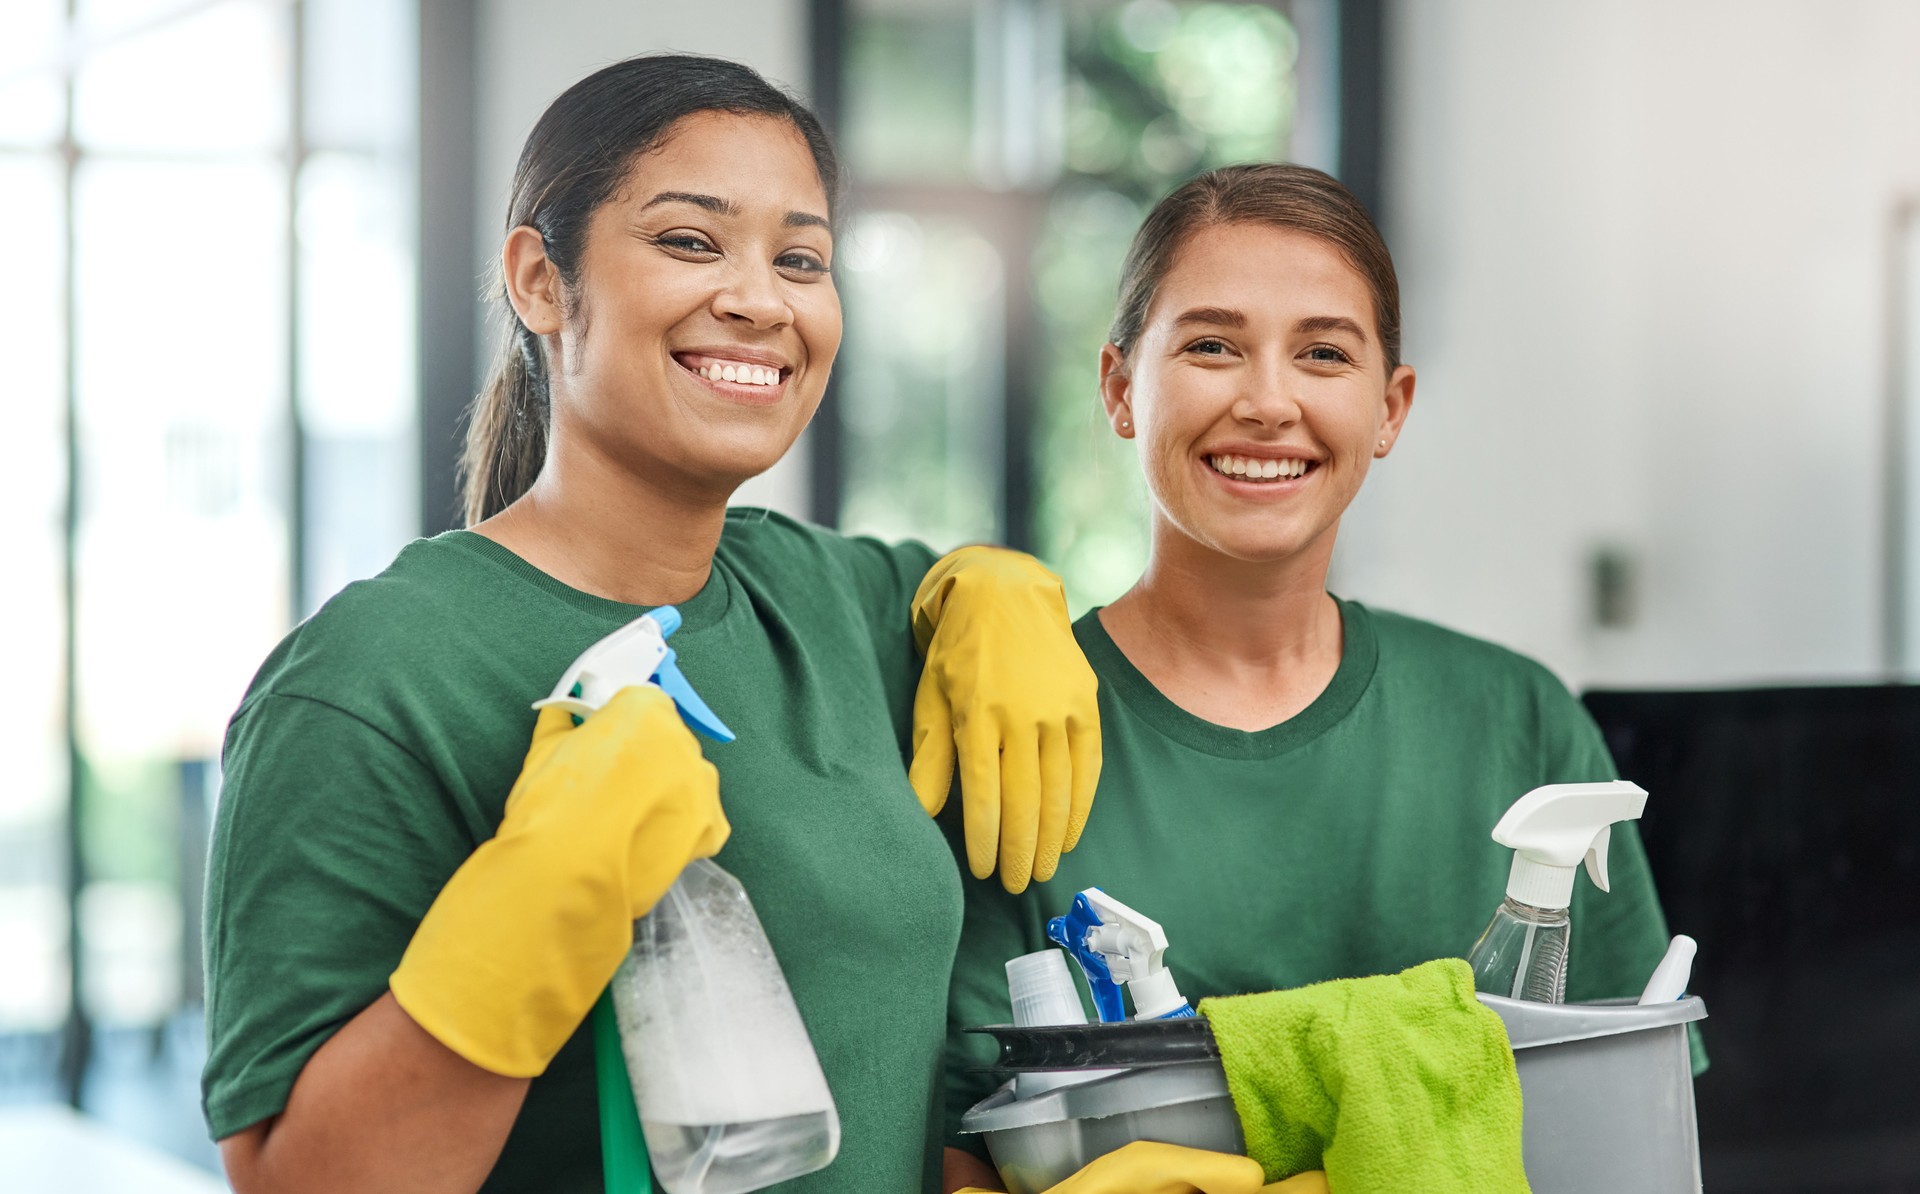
left=1078, top=889, right=1169, bottom=986
left=1045, top=888, right=1191, bottom=1022
left=1492, top=780, right=1648, bottom=910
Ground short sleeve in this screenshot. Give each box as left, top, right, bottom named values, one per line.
left=821, top=531, right=940, bottom=650
left=201, top=692, right=480, bottom=1138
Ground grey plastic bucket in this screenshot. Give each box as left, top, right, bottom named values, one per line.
left=960, top=1062, right=1242, bottom=1194
left=1483, top=994, right=1707, bottom=1193
left=960, top=994, right=1706, bottom=1194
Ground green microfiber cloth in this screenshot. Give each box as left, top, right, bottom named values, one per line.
left=1197, top=958, right=1529, bottom=1193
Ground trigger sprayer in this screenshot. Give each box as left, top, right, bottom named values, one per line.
left=545, top=609, right=839, bottom=1194
left=1047, top=888, right=1196, bottom=1023
left=1466, top=780, right=1649, bottom=1003
left=534, top=605, right=734, bottom=742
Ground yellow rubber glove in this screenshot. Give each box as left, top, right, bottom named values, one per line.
left=390, top=685, right=729, bottom=1077
left=953, top=1141, right=1270, bottom=1194
left=909, top=545, right=1101, bottom=893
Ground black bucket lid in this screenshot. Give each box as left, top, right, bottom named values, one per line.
left=965, top=1018, right=1221, bottom=1073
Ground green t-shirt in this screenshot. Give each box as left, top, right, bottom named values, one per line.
left=203, top=509, right=963, bottom=1194
left=944, top=599, right=1698, bottom=1149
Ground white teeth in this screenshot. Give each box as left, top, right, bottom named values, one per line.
left=697, top=360, right=782, bottom=386
left=1208, top=454, right=1311, bottom=481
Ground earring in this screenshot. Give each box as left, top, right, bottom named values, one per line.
left=1378, top=439, right=1386, bottom=448
left=1121, top=419, right=1132, bottom=432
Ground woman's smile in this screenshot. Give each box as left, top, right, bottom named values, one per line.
left=1201, top=449, right=1321, bottom=490
left=672, top=348, right=793, bottom=406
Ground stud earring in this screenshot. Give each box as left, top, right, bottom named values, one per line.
left=1120, top=419, right=1132, bottom=432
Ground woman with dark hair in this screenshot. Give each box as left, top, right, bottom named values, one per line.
left=202, top=55, right=1098, bottom=1194
left=940, top=164, right=1693, bottom=1193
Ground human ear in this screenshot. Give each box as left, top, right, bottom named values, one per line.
left=502, top=225, right=565, bottom=336
left=1099, top=342, right=1136, bottom=439
left=1374, top=363, right=1415, bottom=457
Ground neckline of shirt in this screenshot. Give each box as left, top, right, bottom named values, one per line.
left=1074, top=596, right=1379, bottom=759
left=432, top=529, right=735, bottom=632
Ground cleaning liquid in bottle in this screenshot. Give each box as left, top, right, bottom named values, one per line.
left=538, top=608, right=838, bottom=1194
left=614, top=860, right=839, bottom=1194
left=1466, top=780, right=1648, bottom=1003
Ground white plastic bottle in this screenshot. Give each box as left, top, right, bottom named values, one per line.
left=611, top=860, right=840, bottom=1194
left=1466, top=781, right=1649, bottom=1003
left=1004, top=950, right=1121, bottom=1099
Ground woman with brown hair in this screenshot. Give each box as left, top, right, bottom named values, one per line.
left=942, top=164, right=1690, bottom=1193
left=200, top=54, right=1098, bottom=1194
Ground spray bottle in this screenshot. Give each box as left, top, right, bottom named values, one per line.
left=1046, top=888, right=1196, bottom=1023
left=540, top=608, right=839, bottom=1194
left=1466, top=780, right=1649, bottom=1003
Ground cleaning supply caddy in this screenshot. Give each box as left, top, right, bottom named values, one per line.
left=963, top=859, right=1707, bottom=1194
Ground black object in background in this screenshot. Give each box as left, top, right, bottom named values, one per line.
left=1584, top=687, right=1920, bottom=1194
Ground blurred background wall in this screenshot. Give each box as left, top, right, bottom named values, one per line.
left=1, top=0, right=1916, bottom=1188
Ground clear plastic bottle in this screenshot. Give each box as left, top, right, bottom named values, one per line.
left=610, top=859, right=839, bottom=1194
left=1466, top=781, right=1649, bottom=1004
left=1468, top=896, right=1571, bottom=1003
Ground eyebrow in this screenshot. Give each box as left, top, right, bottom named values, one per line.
left=1294, top=315, right=1371, bottom=342
left=641, top=191, right=831, bottom=231
left=1169, top=308, right=1371, bottom=343
left=1172, top=306, right=1246, bottom=329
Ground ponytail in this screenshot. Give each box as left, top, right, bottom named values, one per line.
left=460, top=318, right=549, bottom=525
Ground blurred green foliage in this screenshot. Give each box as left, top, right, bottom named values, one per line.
left=1038, top=1, right=1296, bottom=610
left=840, top=1, right=1296, bottom=611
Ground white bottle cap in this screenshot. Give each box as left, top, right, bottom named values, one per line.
left=1127, top=968, right=1187, bottom=1021
left=1006, top=950, right=1087, bottom=1028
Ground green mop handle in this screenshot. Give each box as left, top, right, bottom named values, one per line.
left=593, top=988, right=652, bottom=1194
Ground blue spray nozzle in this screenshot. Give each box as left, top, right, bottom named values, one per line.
left=653, top=651, right=734, bottom=743
left=1047, top=891, right=1127, bottom=1023
left=534, top=604, right=734, bottom=743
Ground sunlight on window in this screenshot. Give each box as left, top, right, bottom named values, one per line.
left=81, top=881, right=182, bottom=1026
left=0, top=155, right=69, bottom=1034
left=73, top=0, right=289, bottom=153
left=300, top=151, right=420, bottom=606
left=74, top=160, right=291, bottom=770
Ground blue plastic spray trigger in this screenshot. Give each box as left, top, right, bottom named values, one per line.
left=1047, top=892, right=1127, bottom=1023
left=1047, top=886, right=1195, bottom=1022
left=533, top=604, right=735, bottom=743
left=652, top=651, right=733, bottom=743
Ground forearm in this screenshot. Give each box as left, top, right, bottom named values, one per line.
left=945, top=1145, right=1004, bottom=1192
left=220, top=992, right=530, bottom=1194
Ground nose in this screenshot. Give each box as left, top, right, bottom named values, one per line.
left=1231, top=362, right=1303, bottom=428
left=712, top=258, right=794, bottom=330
